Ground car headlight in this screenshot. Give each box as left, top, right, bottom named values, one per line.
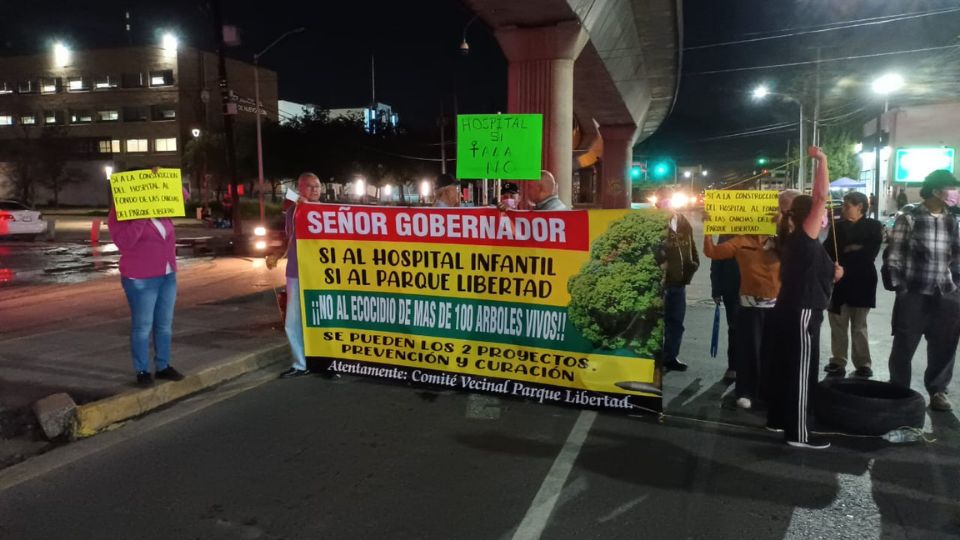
left=254, top=240, right=267, bottom=250
left=670, top=193, right=689, bottom=208
left=253, top=226, right=267, bottom=237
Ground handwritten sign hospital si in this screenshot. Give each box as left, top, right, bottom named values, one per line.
left=110, top=168, right=186, bottom=221
left=456, top=114, right=543, bottom=180
left=703, top=190, right=779, bottom=235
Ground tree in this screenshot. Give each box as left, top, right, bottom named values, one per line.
left=567, top=211, right=669, bottom=358
left=40, top=165, right=88, bottom=209
left=787, top=126, right=861, bottom=181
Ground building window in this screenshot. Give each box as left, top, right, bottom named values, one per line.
left=121, top=72, right=144, bottom=88
left=43, top=111, right=64, bottom=125
left=21, top=115, right=37, bottom=125
left=40, top=78, right=61, bottom=94
left=126, top=139, right=148, bottom=153
left=95, top=75, right=119, bottom=90
left=0, top=82, right=12, bottom=95
left=122, top=106, right=149, bottom=122
left=149, top=70, right=174, bottom=87
left=97, top=110, right=119, bottom=122
left=98, top=139, right=121, bottom=154
left=151, top=104, right=177, bottom=121
left=18, top=80, right=37, bottom=94
left=69, top=110, right=93, bottom=124
left=67, top=77, right=89, bottom=92
left=0, top=115, right=12, bottom=126
left=155, top=137, right=177, bottom=152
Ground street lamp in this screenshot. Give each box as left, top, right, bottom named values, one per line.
left=162, top=32, right=178, bottom=52
left=254, top=27, right=306, bottom=224
left=752, top=84, right=804, bottom=191
left=870, top=72, right=905, bottom=218
left=702, top=170, right=709, bottom=177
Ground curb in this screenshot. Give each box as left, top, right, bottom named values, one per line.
left=71, top=343, right=288, bottom=438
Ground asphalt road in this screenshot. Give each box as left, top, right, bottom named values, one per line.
left=0, top=370, right=957, bottom=539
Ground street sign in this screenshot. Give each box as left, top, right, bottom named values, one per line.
left=456, top=114, right=543, bottom=180
left=894, top=147, right=956, bottom=183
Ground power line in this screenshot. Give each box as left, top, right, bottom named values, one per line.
left=687, top=43, right=960, bottom=76
left=685, top=6, right=960, bottom=51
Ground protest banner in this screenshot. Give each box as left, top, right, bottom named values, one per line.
left=110, top=168, right=186, bottom=221
left=703, top=190, right=778, bottom=235
left=297, top=205, right=668, bottom=412
left=456, top=114, right=543, bottom=180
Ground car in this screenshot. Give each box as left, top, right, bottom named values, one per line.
left=881, top=203, right=919, bottom=241
left=0, top=200, right=48, bottom=240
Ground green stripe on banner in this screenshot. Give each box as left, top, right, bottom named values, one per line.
left=303, top=290, right=635, bottom=357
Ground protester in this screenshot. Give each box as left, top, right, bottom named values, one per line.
left=108, top=175, right=186, bottom=387
left=896, top=188, right=908, bottom=209
left=823, top=192, right=883, bottom=378
left=884, top=169, right=960, bottom=412
left=658, top=209, right=699, bottom=372
left=266, top=172, right=323, bottom=378
left=434, top=173, right=461, bottom=207
left=766, top=147, right=841, bottom=449
left=500, top=182, right=520, bottom=209
left=527, top=170, right=568, bottom=211
left=704, top=225, right=781, bottom=408
left=708, top=236, right=740, bottom=382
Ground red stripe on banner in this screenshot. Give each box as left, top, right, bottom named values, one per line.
left=295, top=204, right=590, bottom=251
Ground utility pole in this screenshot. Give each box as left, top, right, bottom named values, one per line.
left=210, top=0, right=242, bottom=236
left=439, top=101, right=447, bottom=174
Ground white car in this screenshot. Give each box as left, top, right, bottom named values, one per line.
left=0, top=200, right=48, bottom=240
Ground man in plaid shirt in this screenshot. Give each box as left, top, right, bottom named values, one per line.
left=884, top=170, right=960, bottom=412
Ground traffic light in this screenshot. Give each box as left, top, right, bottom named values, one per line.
left=756, top=157, right=768, bottom=166
left=630, top=166, right=641, bottom=179
left=652, top=160, right=672, bottom=180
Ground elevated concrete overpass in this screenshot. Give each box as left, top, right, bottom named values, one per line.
left=463, top=0, right=681, bottom=208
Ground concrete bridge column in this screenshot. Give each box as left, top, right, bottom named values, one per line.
left=599, top=124, right=638, bottom=209
left=495, top=21, right=587, bottom=208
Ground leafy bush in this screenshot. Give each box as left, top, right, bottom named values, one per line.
left=567, top=211, right=668, bottom=357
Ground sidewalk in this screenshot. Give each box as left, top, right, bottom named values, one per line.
left=0, top=258, right=290, bottom=465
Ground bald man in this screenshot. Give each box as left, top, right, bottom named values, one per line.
left=267, top=172, right=322, bottom=378
left=527, top=170, right=568, bottom=211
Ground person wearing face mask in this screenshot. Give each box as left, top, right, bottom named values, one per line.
left=884, top=169, right=960, bottom=412
left=500, top=182, right=519, bottom=209
left=823, top=192, right=884, bottom=378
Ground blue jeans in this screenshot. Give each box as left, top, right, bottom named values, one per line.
left=121, top=273, right=177, bottom=374
left=285, top=277, right=307, bottom=370
left=663, top=285, right=686, bottom=363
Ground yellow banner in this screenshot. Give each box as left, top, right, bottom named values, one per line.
left=110, top=168, right=185, bottom=221
left=703, top=190, right=778, bottom=235
left=297, top=240, right=587, bottom=308
left=311, top=328, right=658, bottom=399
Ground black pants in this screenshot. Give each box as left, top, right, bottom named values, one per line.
left=735, top=307, right=769, bottom=399
left=767, top=308, right=823, bottom=443
left=889, top=290, right=960, bottom=395
left=722, top=292, right=739, bottom=372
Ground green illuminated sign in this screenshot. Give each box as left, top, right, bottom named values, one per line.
left=894, top=147, right=956, bottom=183
left=456, top=114, right=543, bottom=180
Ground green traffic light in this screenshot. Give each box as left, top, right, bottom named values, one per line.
left=756, top=157, right=768, bottom=165
left=630, top=167, right=641, bottom=179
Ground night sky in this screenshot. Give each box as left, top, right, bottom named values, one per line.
left=4, top=1, right=960, bottom=172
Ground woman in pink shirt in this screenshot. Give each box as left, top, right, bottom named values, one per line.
left=107, top=189, right=186, bottom=387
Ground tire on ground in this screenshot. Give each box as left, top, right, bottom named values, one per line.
left=814, top=378, right=926, bottom=436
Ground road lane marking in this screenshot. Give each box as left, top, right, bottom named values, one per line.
left=512, top=410, right=596, bottom=540
left=597, top=494, right=649, bottom=523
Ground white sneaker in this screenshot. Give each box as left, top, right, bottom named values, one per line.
left=736, top=397, right=752, bottom=409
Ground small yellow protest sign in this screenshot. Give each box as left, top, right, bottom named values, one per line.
left=110, top=168, right=186, bottom=221
left=703, top=190, right=779, bottom=235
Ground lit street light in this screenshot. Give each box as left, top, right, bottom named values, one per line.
left=701, top=170, right=709, bottom=177
left=869, top=72, right=905, bottom=218
left=254, top=27, right=306, bottom=224
left=752, top=84, right=804, bottom=191
left=162, top=33, right=178, bottom=52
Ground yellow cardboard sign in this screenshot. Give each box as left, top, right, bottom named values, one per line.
left=703, top=190, right=778, bottom=235
left=110, top=169, right=185, bottom=221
